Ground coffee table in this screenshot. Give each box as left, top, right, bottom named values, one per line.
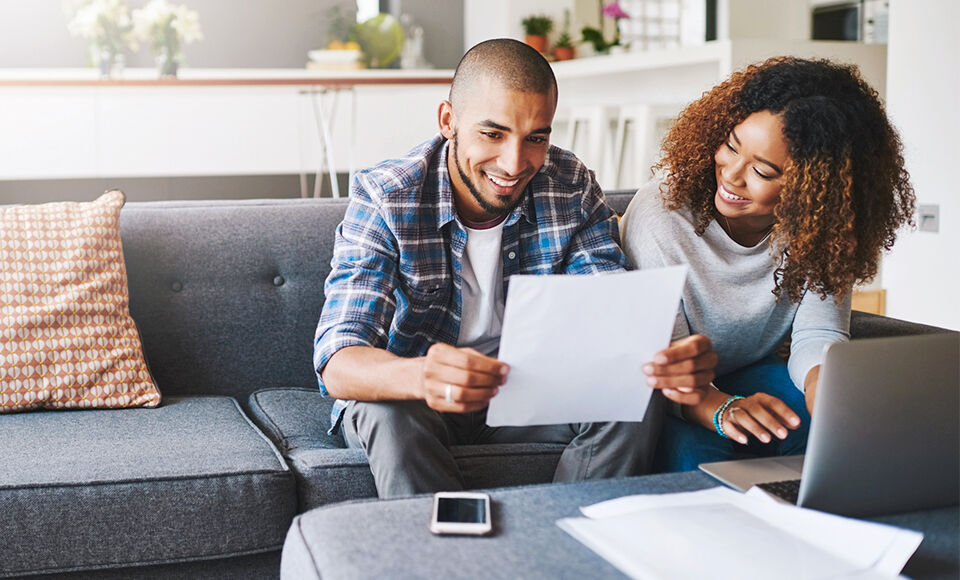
left=280, top=471, right=959, bottom=579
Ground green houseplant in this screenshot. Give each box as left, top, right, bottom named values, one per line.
left=553, top=31, right=575, bottom=61
left=521, top=14, right=553, bottom=53
left=553, top=10, right=575, bottom=61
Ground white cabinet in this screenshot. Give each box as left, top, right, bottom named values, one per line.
left=96, top=86, right=306, bottom=177
left=0, top=89, right=98, bottom=180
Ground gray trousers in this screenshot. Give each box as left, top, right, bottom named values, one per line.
left=341, top=393, right=665, bottom=498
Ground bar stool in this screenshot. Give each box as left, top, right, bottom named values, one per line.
left=299, top=86, right=357, bottom=198
left=610, top=103, right=683, bottom=189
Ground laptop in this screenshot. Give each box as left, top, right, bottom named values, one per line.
left=700, top=332, right=959, bottom=517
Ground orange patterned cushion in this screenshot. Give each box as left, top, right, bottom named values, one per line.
left=0, top=191, right=160, bottom=412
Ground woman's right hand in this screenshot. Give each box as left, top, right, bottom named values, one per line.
left=721, top=393, right=801, bottom=445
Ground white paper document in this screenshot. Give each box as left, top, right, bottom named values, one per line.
left=485, top=266, right=687, bottom=427
left=558, top=487, right=923, bottom=580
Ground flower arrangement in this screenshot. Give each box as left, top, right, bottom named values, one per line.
left=64, top=0, right=134, bottom=75
left=581, top=1, right=631, bottom=54
left=602, top=1, right=630, bottom=46
left=132, top=0, right=203, bottom=77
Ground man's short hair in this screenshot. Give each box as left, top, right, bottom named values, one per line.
left=449, top=38, right=558, bottom=111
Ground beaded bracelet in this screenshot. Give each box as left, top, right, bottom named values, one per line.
left=712, top=395, right=744, bottom=439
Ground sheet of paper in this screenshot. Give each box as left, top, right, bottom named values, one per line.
left=741, top=487, right=924, bottom=576
left=485, top=266, right=687, bottom=427
left=563, top=487, right=922, bottom=579
left=560, top=503, right=861, bottom=580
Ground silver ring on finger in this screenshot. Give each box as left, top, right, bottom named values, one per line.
left=445, top=384, right=454, bottom=403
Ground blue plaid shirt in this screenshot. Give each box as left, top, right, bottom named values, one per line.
left=314, top=134, right=627, bottom=432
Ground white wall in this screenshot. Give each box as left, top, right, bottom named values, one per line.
left=465, top=0, right=706, bottom=52
left=0, top=0, right=352, bottom=68
left=719, top=0, right=810, bottom=41
left=464, top=0, right=575, bottom=51
left=882, top=0, right=959, bottom=329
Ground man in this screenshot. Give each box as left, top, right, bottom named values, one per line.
left=314, top=39, right=716, bottom=498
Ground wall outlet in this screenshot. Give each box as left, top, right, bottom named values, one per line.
left=918, top=204, right=939, bottom=233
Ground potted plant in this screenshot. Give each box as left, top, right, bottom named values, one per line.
left=553, top=10, right=575, bottom=61
left=580, top=1, right=631, bottom=55
left=521, top=14, right=553, bottom=54
left=553, top=32, right=575, bottom=61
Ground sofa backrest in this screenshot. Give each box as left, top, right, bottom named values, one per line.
left=604, top=190, right=636, bottom=216
left=117, top=191, right=952, bottom=403
left=118, top=191, right=640, bottom=402
left=120, top=198, right=349, bottom=402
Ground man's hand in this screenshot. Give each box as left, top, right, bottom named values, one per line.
left=720, top=393, right=801, bottom=445
left=642, top=334, right=717, bottom=405
left=420, top=343, right=508, bottom=413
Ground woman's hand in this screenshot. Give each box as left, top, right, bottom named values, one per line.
left=804, top=365, right=821, bottom=415
left=721, top=393, right=802, bottom=445
left=643, top=334, right=718, bottom=405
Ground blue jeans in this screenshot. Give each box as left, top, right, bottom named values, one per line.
left=652, top=355, right=810, bottom=473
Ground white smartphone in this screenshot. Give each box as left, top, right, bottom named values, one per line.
left=429, top=491, right=492, bottom=535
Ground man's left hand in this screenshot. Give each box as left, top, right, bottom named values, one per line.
left=642, top=334, right=717, bottom=405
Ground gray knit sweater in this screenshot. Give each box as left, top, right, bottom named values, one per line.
left=619, top=180, right=851, bottom=391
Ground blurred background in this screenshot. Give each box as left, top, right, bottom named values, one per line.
left=0, top=0, right=955, bottom=330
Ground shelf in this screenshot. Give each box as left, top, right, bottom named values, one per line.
left=551, top=40, right=887, bottom=106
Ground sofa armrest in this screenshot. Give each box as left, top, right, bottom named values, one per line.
left=850, top=310, right=955, bottom=340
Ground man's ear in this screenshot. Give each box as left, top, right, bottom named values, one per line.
left=438, top=100, right=456, bottom=140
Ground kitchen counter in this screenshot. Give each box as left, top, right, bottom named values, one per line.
left=0, top=67, right=453, bottom=87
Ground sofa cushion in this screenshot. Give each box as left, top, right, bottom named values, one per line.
left=0, top=396, right=296, bottom=577
left=248, top=387, right=347, bottom=451
left=248, top=388, right=565, bottom=510
left=0, top=191, right=160, bottom=412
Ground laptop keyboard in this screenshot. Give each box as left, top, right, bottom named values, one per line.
left=756, top=479, right=801, bottom=504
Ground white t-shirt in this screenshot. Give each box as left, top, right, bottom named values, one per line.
left=457, top=220, right=506, bottom=357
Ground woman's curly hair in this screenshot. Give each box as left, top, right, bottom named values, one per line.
left=656, top=56, right=915, bottom=302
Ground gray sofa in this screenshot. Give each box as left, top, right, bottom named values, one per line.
left=1, top=191, right=952, bottom=579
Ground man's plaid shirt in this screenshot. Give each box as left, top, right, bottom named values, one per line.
left=314, top=134, right=627, bottom=432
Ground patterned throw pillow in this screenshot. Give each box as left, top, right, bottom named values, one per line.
left=0, top=191, right=161, bottom=412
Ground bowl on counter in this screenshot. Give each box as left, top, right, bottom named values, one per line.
left=307, top=49, right=363, bottom=69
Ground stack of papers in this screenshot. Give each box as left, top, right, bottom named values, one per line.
left=557, top=487, right=923, bottom=579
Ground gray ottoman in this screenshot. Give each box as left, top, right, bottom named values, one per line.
left=280, top=472, right=959, bottom=580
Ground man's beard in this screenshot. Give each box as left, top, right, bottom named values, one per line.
left=452, top=133, right=527, bottom=219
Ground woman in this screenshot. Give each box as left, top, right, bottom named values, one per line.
left=620, top=56, right=915, bottom=472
